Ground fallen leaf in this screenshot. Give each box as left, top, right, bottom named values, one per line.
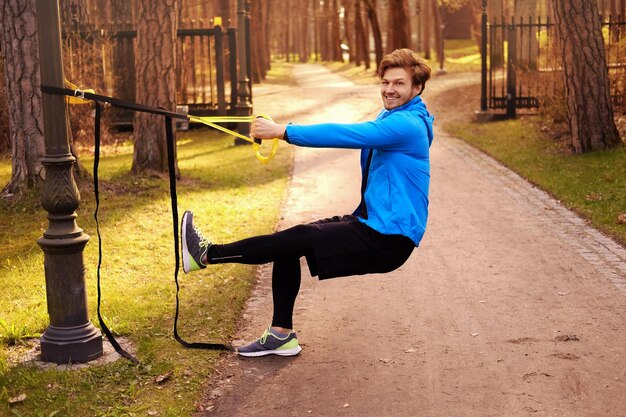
left=471, top=333, right=479, bottom=337
left=9, top=394, right=26, bottom=404
left=617, top=213, right=626, bottom=225
left=405, top=348, right=417, bottom=353
left=342, top=403, right=350, bottom=408
left=155, top=370, right=173, bottom=384
left=147, top=411, right=159, bottom=416
left=379, top=358, right=391, bottom=363
left=585, top=192, right=602, bottom=201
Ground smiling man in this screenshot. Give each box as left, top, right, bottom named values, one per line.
left=181, top=48, right=433, bottom=357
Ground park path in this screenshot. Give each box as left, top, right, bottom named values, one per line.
left=197, top=65, right=626, bottom=417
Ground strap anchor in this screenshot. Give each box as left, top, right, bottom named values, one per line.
left=74, top=88, right=86, bottom=100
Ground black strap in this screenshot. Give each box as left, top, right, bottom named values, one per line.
left=42, top=85, right=188, bottom=120
left=94, top=102, right=140, bottom=363
left=42, top=85, right=232, bottom=360
left=359, top=149, right=374, bottom=219
left=164, top=116, right=232, bottom=351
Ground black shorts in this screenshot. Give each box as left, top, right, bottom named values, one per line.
left=304, top=215, right=415, bottom=280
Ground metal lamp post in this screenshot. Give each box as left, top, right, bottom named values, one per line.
left=35, top=0, right=103, bottom=363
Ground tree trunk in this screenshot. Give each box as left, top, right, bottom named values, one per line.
left=132, top=0, right=180, bottom=174
left=250, top=0, right=268, bottom=83
left=345, top=1, right=355, bottom=63
left=311, top=0, right=320, bottom=62
left=0, top=0, right=45, bottom=197
left=263, top=0, right=272, bottom=70
left=467, top=0, right=484, bottom=49
left=422, top=0, right=431, bottom=59
left=217, top=0, right=231, bottom=26
left=0, top=61, right=9, bottom=154
left=387, top=0, right=411, bottom=51
left=321, top=0, right=331, bottom=60
left=365, top=0, right=383, bottom=70
left=551, top=0, right=622, bottom=153
left=432, top=0, right=443, bottom=67
left=331, top=0, right=343, bottom=61
left=489, top=0, right=505, bottom=67
left=355, top=0, right=370, bottom=68
left=514, top=0, right=538, bottom=70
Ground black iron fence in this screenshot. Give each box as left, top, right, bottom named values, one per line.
left=480, top=11, right=626, bottom=118
left=63, top=23, right=246, bottom=127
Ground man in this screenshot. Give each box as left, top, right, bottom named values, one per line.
left=181, top=48, right=433, bottom=357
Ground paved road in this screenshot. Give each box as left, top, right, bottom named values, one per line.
left=198, top=65, right=626, bottom=417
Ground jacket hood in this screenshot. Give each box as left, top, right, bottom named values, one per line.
left=380, top=95, right=434, bottom=146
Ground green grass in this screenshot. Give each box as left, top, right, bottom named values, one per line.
left=0, top=128, right=293, bottom=415
left=447, top=119, right=626, bottom=245
left=436, top=39, right=482, bottom=72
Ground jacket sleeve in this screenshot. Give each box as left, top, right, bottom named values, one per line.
left=285, top=112, right=424, bottom=151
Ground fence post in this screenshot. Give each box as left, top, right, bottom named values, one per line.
left=228, top=29, right=238, bottom=107
left=35, top=0, right=103, bottom=364
left=235, top=0, right=252, bottom=143
left=480, top=0, right=488, bottom=112
left=214, top=25, right=227, bottom=116
left=245, top=0, right=253, bottom=103
left=506, top=17, right=517, bottom=119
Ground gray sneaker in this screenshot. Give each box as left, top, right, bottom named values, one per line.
left=181, top=210, right=211, bottom=273
left=237, top=327, right=302, bottom=357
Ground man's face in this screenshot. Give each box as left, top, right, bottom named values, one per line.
left=380, top=67, right=421, bottom=110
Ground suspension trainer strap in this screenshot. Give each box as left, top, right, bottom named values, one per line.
left=41, top=85, right=233, bottom=361
left=41, top=85, right=188, bottom=120
left=94, top=102, right=140, bottom=363
left=164, top=116, right=232, bottom=351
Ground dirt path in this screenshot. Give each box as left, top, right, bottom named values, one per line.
left=197, top=65, right=626, bottom=417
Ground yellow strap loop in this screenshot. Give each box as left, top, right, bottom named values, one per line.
left=188, top=114, right=280, bottom=163
left=64, top=79, right=96, bottom=105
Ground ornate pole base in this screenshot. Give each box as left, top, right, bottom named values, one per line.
left=37, top=155, right=103, bottom=364
left=40, top=323, right=103, bottom=364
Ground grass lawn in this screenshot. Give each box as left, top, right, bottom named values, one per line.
left=0, top=126, right=293, bottom=415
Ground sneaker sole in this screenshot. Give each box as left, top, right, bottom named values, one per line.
left=181, top=211, right=192, bottom=274
left=237, top=346, right=302, bottom=357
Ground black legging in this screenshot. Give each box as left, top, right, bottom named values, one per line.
left=206, top=224, right=316, bottom=329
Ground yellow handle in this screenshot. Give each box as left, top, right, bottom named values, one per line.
left=252, top=114, right=280, bottom=163
left=188, top=114, right=280, bottom=163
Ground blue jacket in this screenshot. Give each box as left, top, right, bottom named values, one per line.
left=285, top=95, right=434, bottom=246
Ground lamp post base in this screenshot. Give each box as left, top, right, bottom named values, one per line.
left=40, top=322, right=103, bottom=364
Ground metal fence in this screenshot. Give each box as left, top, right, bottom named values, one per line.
left=480, top=12, right=626, bottom=118
left=63, top=23, right=245, bottom=127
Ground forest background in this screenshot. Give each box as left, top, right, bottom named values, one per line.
left=0, top=0, right=625, bottom=415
